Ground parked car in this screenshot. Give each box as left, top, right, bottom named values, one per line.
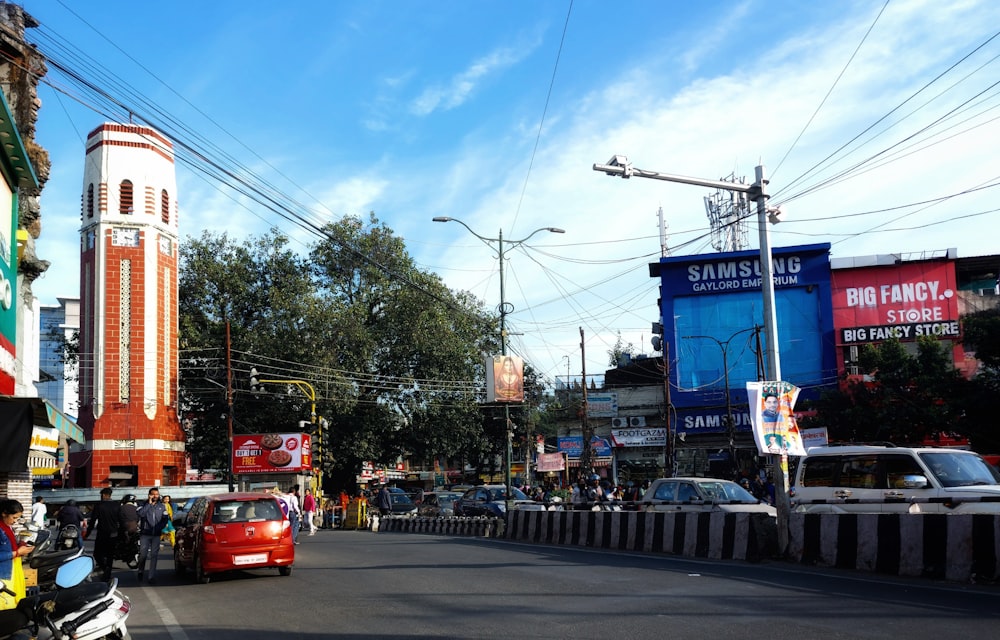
left=791, top=445, right=1000, bottom=513
left=389, top=492, right=417, bottom=515
left=417, top=491, right=462, bottom=517
left=452, top=485, right=544, bottom=517
left=174, top=492, right=294, bottom=583
left=639, top=477, right=776, bottom=516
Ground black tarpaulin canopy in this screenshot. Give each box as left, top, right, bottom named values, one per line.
left=0, top=398, right=85, bottom=472
left=0, top=399, right=34, bottom=472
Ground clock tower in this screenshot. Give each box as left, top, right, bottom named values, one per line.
left=73, top=123, right=185, bottom=488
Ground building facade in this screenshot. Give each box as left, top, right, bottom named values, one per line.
left=72, top=123, right=185, bottom=488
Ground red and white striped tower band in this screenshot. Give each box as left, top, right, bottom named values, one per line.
left=72, top=123, right=185, bottom=488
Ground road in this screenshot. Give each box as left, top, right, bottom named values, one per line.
left=108, top=530, right=999, bottom=640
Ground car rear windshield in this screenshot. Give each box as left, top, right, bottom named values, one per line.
left=212, top=499, right=282, bottom=523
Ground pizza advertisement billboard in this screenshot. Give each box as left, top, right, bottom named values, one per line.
left=233, top=433, right=312, bottom=473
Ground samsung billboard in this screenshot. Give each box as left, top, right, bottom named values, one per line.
left=650, top=243, right=837, bottom=414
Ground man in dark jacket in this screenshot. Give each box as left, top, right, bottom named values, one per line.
left=135, top=488, right=168, bottom=584
left=56, top=499, right=85, bottom=548
left=86, top=488, right=120, bottom=581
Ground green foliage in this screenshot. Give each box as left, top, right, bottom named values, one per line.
left=608, top=332, right=635, bottom=368
left=962, top=308, right=1000, bottom=370
left=800, top=337, right=974, bottom=447
left=178, top=214, right=505, bottom=491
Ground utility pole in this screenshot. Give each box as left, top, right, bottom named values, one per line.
left=593, top=156, right=790, bottom=555
left=225, top=322, right=235, bottom=492
left=578, top=327, right=593, bottom=478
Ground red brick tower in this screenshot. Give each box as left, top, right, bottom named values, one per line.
left=73, top=123, right=184, bottom=488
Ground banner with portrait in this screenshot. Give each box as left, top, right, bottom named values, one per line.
left=486, top=355, right=524, bottom=403
left=746, top=380, right=806, bottom=456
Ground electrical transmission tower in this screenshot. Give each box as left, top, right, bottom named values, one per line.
left=703, top=173, right=749, bottom=252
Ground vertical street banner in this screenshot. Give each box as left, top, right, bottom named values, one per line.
left=486, top=355, right=524, bottom=403
left=746, top=381, right=806, bottom=456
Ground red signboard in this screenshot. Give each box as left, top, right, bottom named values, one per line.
left=233, top=433, right=312, bottom=474
left=831, top=261, right=959, bottom=345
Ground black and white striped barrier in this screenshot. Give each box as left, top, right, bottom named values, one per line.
left=376, top=515, right=501, bottom=537
left=789, top=512, right=1000, bottom=582
left=507, top=510, right=777, bottom=561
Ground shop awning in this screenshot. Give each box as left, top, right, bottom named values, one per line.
left=28, top=450, right=59, bottom=475
left=42, top=399, right=84, bottom=444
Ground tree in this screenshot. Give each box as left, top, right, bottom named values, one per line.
left=608, top=332, right=635, bottom=368
left=178, top=230, right=323, bottom=475
left=962, top=308, right=1000, bottom=370
left=307, top=214, right=496, bottom=490
left=800, top=337, right=969, bottom=445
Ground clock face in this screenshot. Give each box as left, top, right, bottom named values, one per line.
left=158, top=235, right=173, bottom=255
left=112, top=227, right=140, bottom=247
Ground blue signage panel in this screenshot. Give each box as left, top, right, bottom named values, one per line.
left=557, top=436, right=613, bottom=458
left=652, top=243, right=836, bottom=411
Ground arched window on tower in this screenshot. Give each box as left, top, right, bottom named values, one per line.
left=120, top=180, right=134, bottom=215
left=161, top=189, right=170, bottom=224
left=86, top=184, right=94, bottom=218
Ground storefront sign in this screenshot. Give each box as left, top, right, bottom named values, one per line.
left=558, top=436, right=613, bottom=458
left=536, top=452, right=566, bottom=472
left=833, top=261, right=959, bottom=344
left=610, top=427, right=666, bottom=447
left=586, top=393, right=618, bottom=418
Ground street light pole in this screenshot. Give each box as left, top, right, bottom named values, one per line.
left=684, top=326, right=760, bottom=474
left=256, top=377, right=321, bottom=494
left=433, top=216, right=564, bottom=518
left=594, top=156, right=790, bottom=554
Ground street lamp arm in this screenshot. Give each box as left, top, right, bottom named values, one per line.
left=433, top=216, right=564, bottom=254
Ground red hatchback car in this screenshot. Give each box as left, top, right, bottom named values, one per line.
left=173, top=492, right=294, bottom=583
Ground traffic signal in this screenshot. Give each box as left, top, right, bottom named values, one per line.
left=249, top=367, right=260, bottom=392
left=297, top=420, right=319, bottom=435
left=651, top=321, right=664, bottom=353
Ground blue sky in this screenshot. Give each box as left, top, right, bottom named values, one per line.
left=21, top=0, right=1000, bottom=386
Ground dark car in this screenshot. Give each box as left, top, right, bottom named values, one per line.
left=172, top=496, right=201, bottom=527
left=389, top=492, right=417, bottom=515
left=174, top=492, right=294, bottom=583
left=417, top=491, right=462, bottom=518
left=453, top=485, right=538, bottom=518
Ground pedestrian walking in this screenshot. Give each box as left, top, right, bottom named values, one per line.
left=135, top=488, right=168, bottom=584
left=375, top=485, right=391, bottom=516
left=288, top=485, right=303, bottom=544
left=30, top=496, right=47, bottom=528
left=160, top=495, right=175, bottom=548
left=303, top=489, right=317, bottom=536
left=86, top=487, right=121, bottom=581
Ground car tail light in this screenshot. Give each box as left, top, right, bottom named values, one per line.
left=281, top=519, right=291, bottom=538
left=202, top=524, right=218, bottom=543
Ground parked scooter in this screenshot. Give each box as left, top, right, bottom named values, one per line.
left=27, top=527, right=84, bottom=593
left=0, top=555, right=131, bottom=640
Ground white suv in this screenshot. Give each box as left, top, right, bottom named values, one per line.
left=791, top=445, right=1000, bottom=514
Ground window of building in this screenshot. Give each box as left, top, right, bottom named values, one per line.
left=161, top=189, right=170, bottom=224
left=120, top=180, right=134, bottom=214
left=86, top=184, right=94, bottom=218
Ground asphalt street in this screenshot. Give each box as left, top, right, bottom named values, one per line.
left=103, top=530, right=1000, bottom=640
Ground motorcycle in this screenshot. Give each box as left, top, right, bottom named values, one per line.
left=54, top=525, right=81, bottom=552
left=112, top=533, right=139, bottom=570
left=0, top=553, right=131, bottom=640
